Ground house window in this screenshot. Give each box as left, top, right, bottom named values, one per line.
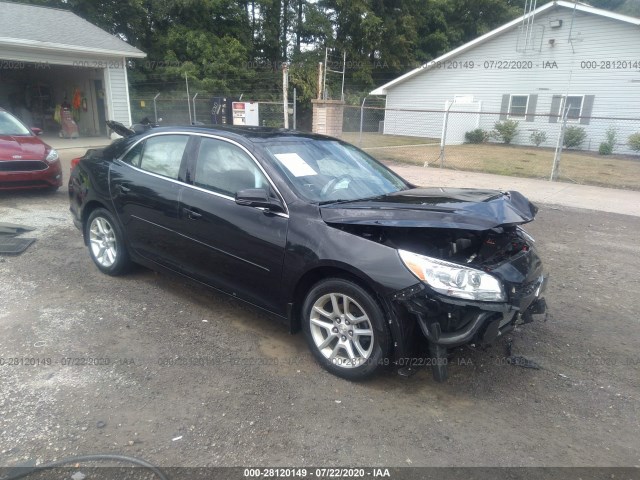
left=564, top=95, right=584, bottom=120
left=509, top=95, right=529, bottom=117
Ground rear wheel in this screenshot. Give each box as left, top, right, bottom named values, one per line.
left=302, top=278, right=391, bottom=380
left=85, top=208, right=131, bottom=276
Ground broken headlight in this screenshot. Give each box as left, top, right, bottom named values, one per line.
left=398, top=250, right=506, bottom=302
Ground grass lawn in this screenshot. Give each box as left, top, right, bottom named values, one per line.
left=341, top=132, right=439, bottom=148
left=343, top=133, right=640, bottom=190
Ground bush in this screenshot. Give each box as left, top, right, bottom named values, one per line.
left=529, top=130, right=547, bottom=147
left=465, top=128, right=488, bottom=144
left=598, top=142, right=613, bottom=155
left=598, top=127, right=617, bottom=155
left=628, top=132, right=640, bottom=152
left=493, top=120, right=519, bottom=144
left=563, top=126, right=587, bottom=149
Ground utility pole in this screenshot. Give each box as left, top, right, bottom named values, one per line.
left=282, top=63, right=289, bottom=129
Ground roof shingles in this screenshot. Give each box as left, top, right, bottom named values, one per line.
left=0, top=1, right=144, bottom=57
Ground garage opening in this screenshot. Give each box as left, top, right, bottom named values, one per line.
left=0, top=62, right=108, bottom=139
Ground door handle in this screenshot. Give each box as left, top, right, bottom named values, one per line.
left=118, top=184, right=131, bottom=194
left=183, top=207, right=202, bottom=219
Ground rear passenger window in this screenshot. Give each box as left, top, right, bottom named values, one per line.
left=138, top=135, right=189, bottom=180
left=122, top=142, right=143, bottom=167
left=193, top=138, right=268, bottom=197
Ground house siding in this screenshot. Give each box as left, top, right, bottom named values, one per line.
left=105, top=64, right=133, bottom=126
left=383, top=7, right=640, bottom=153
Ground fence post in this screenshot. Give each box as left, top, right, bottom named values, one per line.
left=192, top=93, right=199, bottom=124
left=153, top=93, right=160, bottom=123
left=550, top=106, right=569, bottom=181
left=359, top=96, right=368, bottom=147
left=282, top=63, right=289, bottom=129
left=293, top=88, right=297, bottom=130
left=185, top=73, right=192, bottom=125
left=438, top=100, right=454, bottom=168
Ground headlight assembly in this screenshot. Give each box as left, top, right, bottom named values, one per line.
left=45, top=149, right=59, bottom=163
left=398, top=249, right=505, bottom=302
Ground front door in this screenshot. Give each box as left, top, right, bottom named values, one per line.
left=178, top=136, right=288, bottom=313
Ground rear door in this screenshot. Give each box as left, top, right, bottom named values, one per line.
left=177, top=136, right=289, bottom=313
left=110, top=133, right=193, bottom=270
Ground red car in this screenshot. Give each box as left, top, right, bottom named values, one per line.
left=0, top=108, right=62, bottom=191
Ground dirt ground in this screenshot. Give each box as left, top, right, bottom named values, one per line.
left=1, top=173, right=639, bottom=471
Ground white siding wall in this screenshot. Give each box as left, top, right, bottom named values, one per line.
left=384, top=8, right=640, bottom=153
left=105, top=64, right=132, bottom=127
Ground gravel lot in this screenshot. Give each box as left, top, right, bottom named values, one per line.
left=1, top=161, right=639, bottom=471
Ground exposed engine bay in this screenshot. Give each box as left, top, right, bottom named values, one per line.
left=333, top=224, right=532, bottom=269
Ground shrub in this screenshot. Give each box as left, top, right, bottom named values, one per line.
left=598, top=127, right=617, bottom=155
left=598, top=142, right=613, bottom=155
left=529, top=130, right=547, bottom=147
left=563, top=126, right=587, bottom=149
left=493, top=120, right=519, bottom=144
left=465, top=128, right=488, bottom=144
left=628, top=132, right=640, bottom=152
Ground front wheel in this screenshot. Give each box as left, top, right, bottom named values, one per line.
left=85, top=208, right=131, bottom=276
left=302, top=278, right=391, bottom=380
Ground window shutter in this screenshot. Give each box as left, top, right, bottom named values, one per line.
left=549, top=95, right=562, bottom=123
left=499, top=94, right=510, bottom=120
left=525, top=94, right=538, bottom=122
left=580, top=95, right=595, bottom=125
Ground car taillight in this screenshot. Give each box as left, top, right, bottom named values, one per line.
left=71, top=157, right=81, bottom=172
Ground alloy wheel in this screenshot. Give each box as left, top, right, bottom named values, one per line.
left=89, top=217, right=117, bottom=268
left=309, top=293, right=375, bottom=368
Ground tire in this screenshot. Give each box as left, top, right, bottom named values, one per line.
left=302, top=278, right=391, bottom=380
left=85, top=208, right=131, bottom=276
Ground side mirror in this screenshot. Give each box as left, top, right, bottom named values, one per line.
left=31, top=127, right=43, bottom=136
left=235, top=188, right=283, bottom=211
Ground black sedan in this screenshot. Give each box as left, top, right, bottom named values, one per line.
left=69, top=123, right=547, bottom=382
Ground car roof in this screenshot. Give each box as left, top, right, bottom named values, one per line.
left=142, top=125, right=337, bottom=144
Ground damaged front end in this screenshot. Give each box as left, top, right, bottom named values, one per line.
left=391, top=226, right=548, bottom=381
left=321, top=188, right=548, bottom=381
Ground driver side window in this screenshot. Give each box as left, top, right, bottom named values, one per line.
left=193, top=138, right=268, bottom=197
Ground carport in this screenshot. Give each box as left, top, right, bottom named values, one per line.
left=0, top=1, right=145, bottom=139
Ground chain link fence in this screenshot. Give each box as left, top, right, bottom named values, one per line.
left=130, top=95, right=295, bottom=128
left=342, top=104, right=640, bottom=190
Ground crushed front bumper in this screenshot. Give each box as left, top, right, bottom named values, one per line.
left=393, top=274, right=548, bottom=348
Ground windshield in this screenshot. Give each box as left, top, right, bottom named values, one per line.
left=0, top=112, right=31, bottom=136
left=262, top=139, right=409, bottom=204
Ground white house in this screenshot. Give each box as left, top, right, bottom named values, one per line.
left=370, top=1, right=640, bottom=153
left=0, top=1, right=145, bottom=137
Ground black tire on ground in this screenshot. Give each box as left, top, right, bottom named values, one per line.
left=85, top=208, right=131, bottom=276
left=302, top=278, right=391, bottom=380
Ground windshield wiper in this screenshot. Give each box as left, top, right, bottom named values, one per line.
left=318, top=195, right=383, bottom=206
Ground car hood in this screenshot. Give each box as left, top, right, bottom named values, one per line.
left=0, top=135, right=47, bottom=161
left=319, top=188, right=538, bottom=230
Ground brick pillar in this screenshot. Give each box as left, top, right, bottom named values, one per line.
left=311, top=99, right=345, bottom=138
